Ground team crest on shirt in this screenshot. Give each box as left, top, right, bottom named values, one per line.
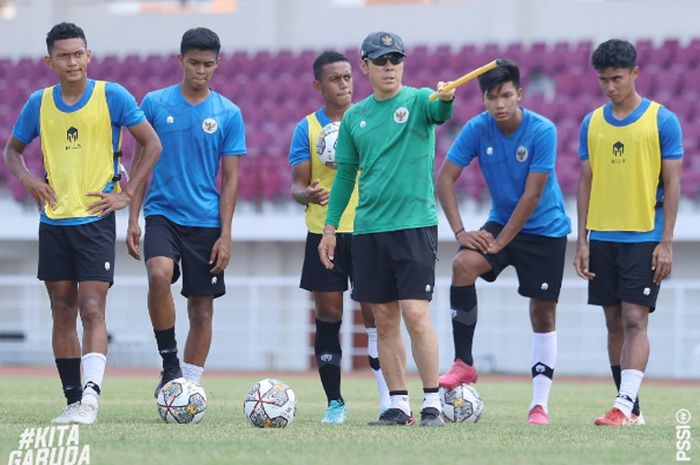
left=166, top=116, right=174, bottom=124
left=515, top=145, right=528, bottom=162
left=393, top=107, right=409, bottom=124
left=486, top=146, right=493, bottom=156
left=202, top=118, right=218, bottom=134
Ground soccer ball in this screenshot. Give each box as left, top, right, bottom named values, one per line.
left=243, top=378, right=297, bottom=428
left=440, top=383, right=484, bottom=423
left=315, top=121, right=340, bottom=169
left=156, top=377, right=207, bottom=424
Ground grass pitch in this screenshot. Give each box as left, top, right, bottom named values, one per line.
left=0, top=371, right=695, bottom=465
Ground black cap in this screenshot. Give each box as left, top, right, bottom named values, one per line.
left=360, top=31, right=406, bottom=60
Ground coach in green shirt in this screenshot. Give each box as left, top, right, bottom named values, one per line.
left=319, top=31, right=454, bottom=427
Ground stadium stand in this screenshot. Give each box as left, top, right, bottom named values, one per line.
left=1, top=39, right=698, bottom=204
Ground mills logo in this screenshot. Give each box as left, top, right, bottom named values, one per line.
left=611, top=141, right=625, bottom=164
left=65, top=126, right=82, bottom=151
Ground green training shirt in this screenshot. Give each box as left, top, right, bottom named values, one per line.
left=325, top=86, right=453, bottom=234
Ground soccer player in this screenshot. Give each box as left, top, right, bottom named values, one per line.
left=126, top=28, right=246, bottom=396
left=436, top=60, right=571, bottom=426
left=318, top=31, right=454, bottom=427
left=289, top=51, right=390, bottom=423
left=2, top=22, right=161, bottom=424
left=574, top=39, right=682, bottom=426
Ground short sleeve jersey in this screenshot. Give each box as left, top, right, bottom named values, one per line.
left=447, top=109, right=571, bottom=237
left=578, top=98, right=683, bottom=242
left=12, top=79, right=144, bottom=225
left=142, top=84, right=247, bottom=228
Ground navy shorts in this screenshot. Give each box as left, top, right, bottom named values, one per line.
left=352, top=226, right=437, bottom=303
left=588, top=240, right=660, bottom=312
left=144, top=215, right=225, bottom=298
left=300, top=232, right=354, bottom=294
left=460, top=221, right=567, bottom=301
left=38, top=214, right=116, bottom=284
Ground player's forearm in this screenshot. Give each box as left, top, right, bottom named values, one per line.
left=219, top=184, right=237, bottom=239
left=437, top=175, right=464, bottom=235
left=125, top=139, right=161, bottom=201
left=3, top=144, right=31, bottom=182
left=290, top=182, right=309, bottom=206
left=661, top=178, right=680, bottom=244
left=498, top=193, right=541, bottom=246
left=576, top=176, right=591, bottom=245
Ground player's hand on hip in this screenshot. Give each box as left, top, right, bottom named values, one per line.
left=126, top=222, right=142, bottom=260
left=573, top=243, right=595, bottom=280
left=307, top=179, right=329, bottom=206
left=318, top=231, right=337, bottom=270
left=436, top=81, right=456, bottom=101
left=86, top=191, right=131, bottom=216
left=22, top=175, right=57, bottom=211
left=651, top=241, right=672, bottom=284
left=209, top=236, right=231, bottom=275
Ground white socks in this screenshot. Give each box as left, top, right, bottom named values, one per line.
left=529, top=331, right=557, bottom=413
left=366, top=327, right=391, bottom=412
left=182, top=362, right=204, bottom=384
left=390, top=393, right=411, bottom=416
left=614, top=369, right=644, bottom=417
left=422, top=391, right=441, bottom=411
left=82, top=352, right=106, bottom=399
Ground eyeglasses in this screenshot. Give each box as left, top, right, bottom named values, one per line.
left=367, top=54, right=405, bottom=66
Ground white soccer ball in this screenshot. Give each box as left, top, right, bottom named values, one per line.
left=243, top=378, right=297, bottom=428
left=157, top=377, right=207, bottom=424
left=315, top=121, right=340, bottom=169
left=440, top=383, right=484, bottom=423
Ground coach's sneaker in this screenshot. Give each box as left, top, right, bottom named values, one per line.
left=368, top=408, right=416, bottom=426
left=154, top=366, right=183, bottom=398
left=438, top=359, right=478, bottom=389
left=72, top=393, right=99, bottom=425
left=419, top=407, right=445, bottom=427
left=594, top=407, right=631, bottom=426
left=527, top=405, right=549, bottom=425
left=630, top=412, right=646, bottom=426
left=321, top=400, right=348, bottom=424
left=51, top=402, right=81, bottom=425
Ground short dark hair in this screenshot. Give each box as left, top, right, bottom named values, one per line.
left=46, top=22, right=86, bottom=53
left=478, top=59, right=520, bottom=95
left=180, top=27, right=221, bottom=56
left=591, top=39, right=637, bottom=71
left=313, top=51, right=350, bottom=81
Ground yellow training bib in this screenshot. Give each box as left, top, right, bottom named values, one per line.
left=305, top=113, right=359, bottom=234
left=40, top=80, right=119, bottom=220
left=586, top=102, right=661, bottom=232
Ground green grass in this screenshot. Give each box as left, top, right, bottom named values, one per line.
left=0, top=373, right=694, bottom=465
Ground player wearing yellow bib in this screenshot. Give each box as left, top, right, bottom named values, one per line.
left=574, top=39, right=683, bottom=426
left=2, top=23, right=161, bottom=425
left=289, top=51, right=390, bottom=423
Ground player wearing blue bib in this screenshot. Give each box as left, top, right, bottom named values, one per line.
left=437, top=60, right=571, bottom=426
left=574, top=40, right=683, bottom=427
left=126, top=28, right=246, bottom=395
left=3, top=22, right=161, bottom=425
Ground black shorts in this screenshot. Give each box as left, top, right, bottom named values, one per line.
left=460, top=221, right=567, bottom=301
left=588, top=240, right=659, bottom=312
left=300, top=232, right=354, bottom=294
left=38, top=214, right=116, bottom=284
left=144, top=215, right=225, bottom=298
left=352, top=226, right=437, bottom=303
